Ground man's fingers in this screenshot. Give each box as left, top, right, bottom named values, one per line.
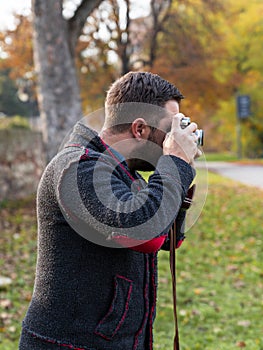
left=186, top=122, right=197, bottom=133
left=170, top=114, right=197, bottom=134
left=196, top=148, right=203, bottom=158
left=170, top=113, right=184, bottom=131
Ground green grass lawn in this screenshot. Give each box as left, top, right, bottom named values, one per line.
left=0, top=173, right=262, bottom=350
left=204, top=152, right=263, bottom=164
left=155, top=173, right=263, bottom=350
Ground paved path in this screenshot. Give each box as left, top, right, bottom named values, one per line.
left=196, top=161, right=263, bottom=189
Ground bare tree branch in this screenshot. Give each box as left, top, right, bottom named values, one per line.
left=68, top=0, right=103, bottom=56
left=148, top=0, right=172, bottom=68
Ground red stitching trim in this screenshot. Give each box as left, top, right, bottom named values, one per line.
left=94, top=279, right=118, bottom=338
left=149, top=254, right=157, bottom=350
left=113, top=282, right=132, bottom=336
left=100, top=138, right=142, bottom=191
left=133, top=255, right=150, bottom=350
left=23, top=326, right=89, bottom=350
left=93, top=330, right=111, bottom=341
left=94, top=275, right=133, bottom=340
left=80, top=148, right=89, bottom=160
left=66, top=143, right=82, bottom=148
left=65, top=144, right=89, bottom=161
left=116, top=274, right=133, bottom=283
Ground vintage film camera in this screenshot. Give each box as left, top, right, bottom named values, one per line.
left=180, top=117, right=204, bottom=146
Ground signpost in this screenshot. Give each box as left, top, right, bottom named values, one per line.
left=236, top=95, right=251, bottom=159
left=237, top=95, right=251, bottom=119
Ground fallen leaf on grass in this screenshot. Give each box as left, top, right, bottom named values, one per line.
left=8, top=325, right=16, bottom=333
left=0, top=276, right=12, bottom=288
left=236, top=341, right=246, bottom=347
left=0, top=299, right=13, bottom=309
left=226, top=264, right=239, bottom=272
left=179, top=309, right=187, bottom=316
left=233, top=280, right=246, bottom=289
left=237, top=320, right=251, bottom=327
left=213, top=327, right=222, bottom=334
left=194, top=288, right=205, bottom=295
left=191, top=309, right=201, bottom=316
left=0, top=312, right=12, bottom=325
left=159, top=277, right=169, bottom=284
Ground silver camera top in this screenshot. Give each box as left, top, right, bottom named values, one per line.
left=180, top=117, right=191, bottom=128
left=180, top=117, right=204, bottom=146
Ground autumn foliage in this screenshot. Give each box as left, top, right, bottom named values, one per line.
left=0, top=0, right=263, bottom=157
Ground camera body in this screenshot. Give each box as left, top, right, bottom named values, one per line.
left=180, top=117, right=204, bottom=146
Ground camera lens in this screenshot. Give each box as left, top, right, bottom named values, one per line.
left=195, top=129, right=204, bottom=146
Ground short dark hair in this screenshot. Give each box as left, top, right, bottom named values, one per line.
left=104, top=71, right=184, bottom=132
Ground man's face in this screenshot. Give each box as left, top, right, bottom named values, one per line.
left=131, top=100, right=179, bottom=171
left=148, top=100, right=179, bottom=148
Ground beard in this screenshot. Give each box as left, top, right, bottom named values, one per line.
left=128, top=128, right=164, bottom=171
left=127, top=158, right=156, bottom=171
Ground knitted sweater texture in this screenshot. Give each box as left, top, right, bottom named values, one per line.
left=19, top=122, right=195, bottom=350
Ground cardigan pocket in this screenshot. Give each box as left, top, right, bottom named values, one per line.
left=94, top=275, right=133, bottom=340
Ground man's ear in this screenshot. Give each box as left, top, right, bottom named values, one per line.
left=131, top=118, right=149, bottom=140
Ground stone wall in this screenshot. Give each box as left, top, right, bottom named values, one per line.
left=0, top=129, right=46, bottom=201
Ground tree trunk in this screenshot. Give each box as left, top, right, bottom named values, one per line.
left=32, top=0, right=82, bottom=160
left=32, top=0, right=102, bottom=160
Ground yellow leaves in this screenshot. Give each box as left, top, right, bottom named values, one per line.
left=194, top=287, right=205, bottom=295
left=242, top=70, right=262, bottom=87
left=0, top=15, right=34, bottom=80
left=209, top=1, right=263, bottom=153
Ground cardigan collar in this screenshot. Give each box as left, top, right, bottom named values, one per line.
left=64, top=121, right=125, bottom=164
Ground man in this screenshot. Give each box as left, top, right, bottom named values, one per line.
left=19, top=72, right=200, bottom=350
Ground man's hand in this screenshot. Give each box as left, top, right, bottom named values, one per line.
left=163, top=113, right=201, bottom=164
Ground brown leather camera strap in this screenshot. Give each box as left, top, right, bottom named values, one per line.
left=169, top=184, right=195, bottom=350
left=170, top=222, right=180, bottom=350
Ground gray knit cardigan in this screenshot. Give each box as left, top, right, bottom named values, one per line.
left=19, top=122, right=195, bottom=350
